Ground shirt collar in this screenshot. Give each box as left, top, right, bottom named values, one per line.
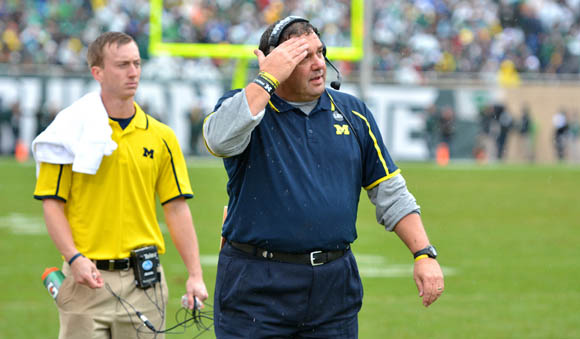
left=110, top=102, right=148, bottom=132
left=132, top=102, right=149, bottom=130
left=268, top=89, right=335, bottom=114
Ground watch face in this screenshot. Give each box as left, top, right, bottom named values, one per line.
left=429, top=245, right=438, bottom=257
left=414, top=245, right=438, bottom=259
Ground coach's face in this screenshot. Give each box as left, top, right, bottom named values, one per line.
left=93, top=41, right=141, bottom=100
left=277, top=33, right=326, bottom=102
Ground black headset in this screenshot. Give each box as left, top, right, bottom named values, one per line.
left=267, top=16, right=342, bottom=90
left=267, top=16, right=361, bottom=152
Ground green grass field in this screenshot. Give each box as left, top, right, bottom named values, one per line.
left=1, top=157, right=579, bottom=338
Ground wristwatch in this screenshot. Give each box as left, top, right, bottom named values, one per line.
left=413, top=245, right=437, bottom=259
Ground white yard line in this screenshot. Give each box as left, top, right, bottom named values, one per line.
left=1, top=213, right=456, bottom=278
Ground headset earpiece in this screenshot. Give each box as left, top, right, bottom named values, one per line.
left=268, top=16, right=309, bottom=49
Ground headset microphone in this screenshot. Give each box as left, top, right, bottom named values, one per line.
left=325, top=56, right=342, bottom=90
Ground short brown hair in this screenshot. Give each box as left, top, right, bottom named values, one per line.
left=258, top=20, right=318, bottom=56
left=87, top=32, right=135, bottom=68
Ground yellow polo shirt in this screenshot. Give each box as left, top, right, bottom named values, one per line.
left=34, top=103, right=193, bottom=259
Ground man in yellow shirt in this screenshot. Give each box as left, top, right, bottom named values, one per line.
left=33, top=32, right=208, bottom=338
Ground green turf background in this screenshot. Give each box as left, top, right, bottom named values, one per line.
left=1, top=157, right=578, bottom=338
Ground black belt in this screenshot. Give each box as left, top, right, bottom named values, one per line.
left=229, top=241, right=349, bottom=266
left=92, top=258, right=131, bottom=271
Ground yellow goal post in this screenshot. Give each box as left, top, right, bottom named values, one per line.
left=148, top=0, right=364, bottom=88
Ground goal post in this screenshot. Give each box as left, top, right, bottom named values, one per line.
left=148, top=0, right=364, bottom=88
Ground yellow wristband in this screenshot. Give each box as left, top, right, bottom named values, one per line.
left=259, top=71, right=280, bottom=88
left=414, top=254, right=429, bottom=262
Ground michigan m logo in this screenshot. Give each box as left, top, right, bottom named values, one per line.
left=143, top=147, right=154, bottom=159
left=334, top=124, right=350, bottom=135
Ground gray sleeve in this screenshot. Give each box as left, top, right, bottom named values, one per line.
left=367, top=173, right=421, bottom=231
left=203, top=89, right=265, bottom=157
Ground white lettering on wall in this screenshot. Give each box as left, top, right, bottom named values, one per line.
left=339, top=84, right=437, bottom=161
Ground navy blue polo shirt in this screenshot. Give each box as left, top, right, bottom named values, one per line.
left=216, top=88, right=400, bottom=253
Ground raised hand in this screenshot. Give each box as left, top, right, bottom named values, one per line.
left=254, top=37, right=309, bottom=84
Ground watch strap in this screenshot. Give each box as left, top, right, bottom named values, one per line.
left=413, top=245, right=437, bottom=259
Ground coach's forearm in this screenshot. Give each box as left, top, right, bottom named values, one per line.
left=394, top=213, right=431, bottom=254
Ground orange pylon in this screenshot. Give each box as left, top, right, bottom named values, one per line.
left=14, top=140, right=29, bottom=163
left=436, top=143, right=449, bottom=166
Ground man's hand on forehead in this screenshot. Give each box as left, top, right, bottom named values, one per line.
left=254, top=37, right=309, bottom=84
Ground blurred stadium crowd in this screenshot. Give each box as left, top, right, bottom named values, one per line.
left=1, top=0, right=580, bottom=77
left=1, top=0, right=580, bottom=163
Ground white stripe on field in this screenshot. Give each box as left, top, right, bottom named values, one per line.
left=0, top=213, right=46, bottom=234
left=199, top=254, right=457, bottom=278
left=0, top=213, right=457, bottom=278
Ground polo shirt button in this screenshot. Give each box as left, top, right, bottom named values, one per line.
left=308, top=129, right=313, bottom=134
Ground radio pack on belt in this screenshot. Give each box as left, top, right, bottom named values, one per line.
left=130, top=245, right=160, bottom=289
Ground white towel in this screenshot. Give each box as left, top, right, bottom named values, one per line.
left=32, top=91, right=118, bottom=176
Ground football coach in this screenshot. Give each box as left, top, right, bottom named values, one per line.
left=203, top=16, right=444, bottom=338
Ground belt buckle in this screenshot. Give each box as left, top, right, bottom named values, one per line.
left=121, top=258, right=131, bottom=271
left=310, top=251, right=323, bottom=266
left=108, top=260, right=115, bottom=271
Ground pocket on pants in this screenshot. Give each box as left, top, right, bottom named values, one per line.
left=215, top=253, right=259, bottom=338
left=55, top=275, right=76, bottom=307
left=343, top=253, right=363, bottom=311
left=216, top=309, right=258, bottom=339
left=215, top=252, right=233, bottom=308
left=56, top=277, right=97, bottom=313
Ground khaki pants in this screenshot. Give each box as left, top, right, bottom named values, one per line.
left=57, top=262, right=168, bottom=339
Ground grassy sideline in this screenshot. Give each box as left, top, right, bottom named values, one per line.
left=0, top=157, right=579, bottom=338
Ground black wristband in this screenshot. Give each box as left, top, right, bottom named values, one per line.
left=68, top=252, right=84, bottom=266
left=253, top=75, right=276, bottom=96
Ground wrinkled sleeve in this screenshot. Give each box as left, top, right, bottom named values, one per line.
left=203, top=89, right=265, bottom=157
left=367, top=173, right=420, bottom=231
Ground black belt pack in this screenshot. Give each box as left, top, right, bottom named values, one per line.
left=130, top=245, right=160, bottom=289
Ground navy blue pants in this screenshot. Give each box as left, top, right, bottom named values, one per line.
left=214, top=242, right=363, bottom=338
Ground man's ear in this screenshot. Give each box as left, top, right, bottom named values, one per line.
left=90, top=66, right=102, bottom=82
